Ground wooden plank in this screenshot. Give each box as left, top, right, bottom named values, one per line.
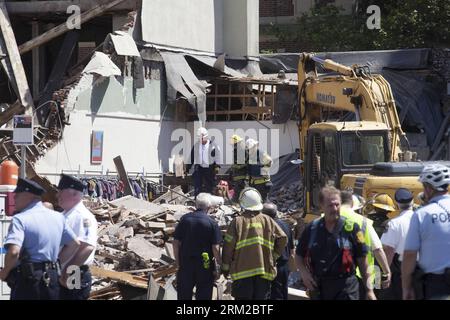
left=152, top=264, right=178, bottom=279
left=18, top=0, right=128, bottom=54
left=187, top=107, right=272, bottom=116
left=113, top=156, right=134, bottom=196
left=37, top=30, right=79, bottom=124
left=0, top=100, right=25, bottom=127
left=6, top=0, right=137, bottom=15
left=0, top=1, right=34, bottom=109
left=90, top=266, right=148, bottom=289
left=146, top=273, right=165, bottom=300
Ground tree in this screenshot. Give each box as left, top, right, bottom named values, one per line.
left=267, top=0, right=449, bottom=51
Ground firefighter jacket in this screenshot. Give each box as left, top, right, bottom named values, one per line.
left=247, top=149, right=272, bottom=185
left=222, top=211, right=288, bottom=281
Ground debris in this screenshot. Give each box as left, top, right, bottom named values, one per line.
left=127, top=235, right=163, bottom=261
left=83, top=51, right=121, bottom=77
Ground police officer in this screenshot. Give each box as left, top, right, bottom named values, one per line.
left=296, top=186, right=375, bottom=300
left=173, top=193, right=222, bottom=300
left=0, top=178, right=79, bottom=300
left=57, top=174, right=97, bottom=300
left=380, top=188, right=415, bottom=300
left=402, top=164, right=450, bottom=300
left=186, top=127, right=222, bottom=196
left=262, top=202, right=295, bottom=300
left=246, top=139, right=272, bottom=202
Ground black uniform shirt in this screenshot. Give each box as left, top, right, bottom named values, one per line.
left=174, top=210, right=222, bottom=262
left=275, top=218, right=294, bottom=265
left=296, top=217, right=367, bottom=278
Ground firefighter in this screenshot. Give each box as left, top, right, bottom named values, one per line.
left=366, top=193, right=396, bottom=238
left=222, top=188, right=287, bottom=300
left=296, top=186, right=375, bottom=300
left=229, top=134, right=248, bottom=202
left=173, top=193, right=222, bottom=300
left=246, top=139, right=272, bottom=202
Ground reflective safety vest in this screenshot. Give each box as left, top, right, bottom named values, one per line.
left=340, top=207, right=375, bottom=280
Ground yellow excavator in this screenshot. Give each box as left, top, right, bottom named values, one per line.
left=297, top=53, right=443, bottom=217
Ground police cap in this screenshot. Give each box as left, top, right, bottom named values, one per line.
left=14, top=178, right=45, bottom=196
left=58, top=174, right=85, bottom=192
left=394, top=188, right=413, bottom=204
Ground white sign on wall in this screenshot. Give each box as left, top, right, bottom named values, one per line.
left=13, top=115, right=33, bottom=145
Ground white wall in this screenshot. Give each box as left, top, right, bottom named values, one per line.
left=223, top=0, right=259, bottom=58
left=141, top=0, right=259, bottom=57
left=141, top=0, right=224, bottom=54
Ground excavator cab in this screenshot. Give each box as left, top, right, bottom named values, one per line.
left=303, top=121, right=390, bottom=213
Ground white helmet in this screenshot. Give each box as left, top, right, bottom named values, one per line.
left=418, top=164, right=450, bottom=191
left=197, top=127, right=208, bottom=138
left=239, top=187, right=263, bottom=211
left=352, top=194, right=365, bottom=211
left=246, top=138, right=258, bottom=150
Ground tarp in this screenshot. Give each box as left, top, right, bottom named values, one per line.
left=160, top=52, right=207, bottom=124
left=260, top=49, right=442, bottom=147
left=269, top=152, right=302, bottom=195
left=259, top=49, right=431, bottom=74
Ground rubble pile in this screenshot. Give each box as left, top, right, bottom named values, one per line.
left=268, top=181, right=304, bottom=213
left=87, top=192, right=238, bottom=300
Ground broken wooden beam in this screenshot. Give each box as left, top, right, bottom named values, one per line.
left=18, top=0, right=129, bottom=54
left=0, top=100, right=25, bottom=127
left=36, top=30, right=79, bottom=125
left=113, top=156, right=134, bottom=196
left=0, top=2, right=34, bottom=109
left=6, top=0, right=137, bottom=15
left=90, top=266, right=148, bottom=289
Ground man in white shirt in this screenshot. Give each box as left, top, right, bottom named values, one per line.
left=186, top=127, right=222, bottom=196
left=381, top=188, right=415, bottom=300
left=57, top=174, right=98, bottom=300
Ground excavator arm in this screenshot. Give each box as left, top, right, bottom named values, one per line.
left=298, top=53, right=405, bottom=162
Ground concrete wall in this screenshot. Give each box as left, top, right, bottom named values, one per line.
left=141, top=0, right=224, bottom=54
left=35, top=74, right=182, bottom=183
left=223, top=0, right=259, bottom=58
left=141, top=0, right=259, bottom=57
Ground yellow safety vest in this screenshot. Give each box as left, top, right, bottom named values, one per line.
left=340, top=207, right=375, bottom=281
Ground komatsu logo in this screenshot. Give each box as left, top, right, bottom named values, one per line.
left=317, top=93, right=336, bottom=105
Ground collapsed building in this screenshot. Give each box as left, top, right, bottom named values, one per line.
left=0, top=0, right=448, bottom=300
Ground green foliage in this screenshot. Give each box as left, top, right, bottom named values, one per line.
left=267, top=0, right=449, bottom=51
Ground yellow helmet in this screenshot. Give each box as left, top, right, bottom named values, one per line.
left=371, top=193, right=396, bottom=212
left=230, top=134, right=243, bottom=145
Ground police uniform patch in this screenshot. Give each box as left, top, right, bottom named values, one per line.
left=83, top=218, right=91, bottom=228
left=344, top=220, right=354, bottom=232
left=356, top=230, right=365, bottom=243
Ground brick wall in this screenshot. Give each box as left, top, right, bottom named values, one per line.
left=260, top=0, right=294, bottom=17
